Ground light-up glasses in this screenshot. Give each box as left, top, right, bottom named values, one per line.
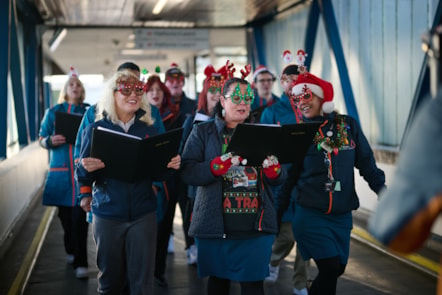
left=115, top=82, right=145, bottom=96
left=226, top=83, right=254, bottom=105
left=291, top=88, right=313, bottom=104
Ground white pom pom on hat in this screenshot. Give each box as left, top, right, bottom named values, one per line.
left=322, top=101, right=335, bottom=114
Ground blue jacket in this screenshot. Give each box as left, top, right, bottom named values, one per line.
left=39, top=102, right=89, bottom=207
left=279, top=112, right=386, bottom=215
left=74, top=104, right=165, bottom=160
left=75, top=110, right=160, bottom=222
left=175, top=92, right=197, bottom=118
left=260, top=93, right=302, bottom=125
left=180, top=116, right=287, bottom=238
left=250, top=92, right=280, bottom=123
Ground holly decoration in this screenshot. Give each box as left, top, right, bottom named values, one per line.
left=313, top=115, right=349, bottom=154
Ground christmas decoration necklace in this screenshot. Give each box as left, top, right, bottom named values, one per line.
left=313, top=115, right=349, bottom=155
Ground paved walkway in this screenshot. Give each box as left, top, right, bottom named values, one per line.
left=0, top=198, right=437, bottom=295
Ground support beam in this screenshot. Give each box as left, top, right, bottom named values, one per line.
left=24, top=24, right=38, bottom=141
left=318, top=0, right=360, bottom=123
left=304, top=0, right=320, bottom=70
left=253, top=26, right=267, bottom=67
left=0, top=0, right=11, bottom=159
left=10, top=3, right=30, bottom=146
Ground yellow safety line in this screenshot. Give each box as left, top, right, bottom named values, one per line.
left=352, top=225, right=440, bottom=275
left=8, top=207, right=56, bottom=295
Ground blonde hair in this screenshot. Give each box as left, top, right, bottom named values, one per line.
left=96, top=70, right=154, bottom=126
left=57, top=77, right=86, bottom=104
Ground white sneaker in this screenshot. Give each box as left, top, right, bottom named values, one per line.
left=264, top=264, right=279, bottom=282
left=293, top=288, right=308, bottom=295
left=167, top=234, right=174, bottom=254
left=66, top=254, right=74, bottom=264
left=187, top=244, right=198, bottom=265
left=75, top=267, right=88, bottom=279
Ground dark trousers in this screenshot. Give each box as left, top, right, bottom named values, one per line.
left=309, top=256, right=346, bottom=295
left=154, top=178, right=192, bottom=277
left=57, top=206, right=89, bottom=268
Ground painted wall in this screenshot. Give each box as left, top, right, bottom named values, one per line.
left=0, top=143, right=48, bottom=248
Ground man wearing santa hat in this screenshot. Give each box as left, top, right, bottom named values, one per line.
left=250, top=65, right=279, bottom=122
left=277, top=71, right=386, bottom=295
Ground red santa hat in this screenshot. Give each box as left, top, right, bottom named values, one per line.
left=165, top=62, right=184, bottom=78
left=252, top=65, right=275, bottom=82
left=291, top=72, right=335, bottom=113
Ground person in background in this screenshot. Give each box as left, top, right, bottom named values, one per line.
left=181, top=65, right=287, bottom=295
left=159, top=63, right=196, bottom=271
left=278, top=69, right=386, bottom=295
left=38, top=66, right=90, bottom=279
left=74, top=62, right=165, bottom=162
left=145, top=71, right=189, bottom=287
left=165, top=62, right=197, bottom=118
left=75, top=70, right=181, bottom=294
left=180, top=64, right=229, bottom=266
left=260, top=50, right=309, bottom=295
left=147, top=73, right=185, bottom=131
left=144, top=71, right=174, bottom=227
left=250, top=65, right=279, bottom=122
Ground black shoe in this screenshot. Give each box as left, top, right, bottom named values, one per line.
left=155, top=275, right=168, bottom=288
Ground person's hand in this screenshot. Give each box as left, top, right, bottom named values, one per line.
left=50, top=134, right=66, bottom=146
left=262, top=155, right=281, bottom=179
left=80, top=196, right=92, bottom=213
left=210, top=152, right=246, bottom=176
left=167, top=155, right=181, bottom=170
left=210, top=154, right=233, bottom=176
left=81, top=157, right=105, bottom=172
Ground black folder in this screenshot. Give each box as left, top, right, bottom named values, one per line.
left=55, top=111, right=83, bottom=145
left=225, top=123, right=321, bottom=166
left=90, top=127, right=183, bottom=182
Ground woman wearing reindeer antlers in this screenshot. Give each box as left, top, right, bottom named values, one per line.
left=180, top=61, right=287, bottom=295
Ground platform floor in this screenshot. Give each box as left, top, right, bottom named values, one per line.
left=0, top=198, right=437, bottom=295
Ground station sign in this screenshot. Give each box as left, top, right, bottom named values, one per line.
left=134, top=28, right=209, bottom=49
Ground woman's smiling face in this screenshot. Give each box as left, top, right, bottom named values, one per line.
left=298, top=93, right=322, bottom=118
left=114, top=77, right=144, bottom=119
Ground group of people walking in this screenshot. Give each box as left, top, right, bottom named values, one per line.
left=39, top=49, right=386, bottom=295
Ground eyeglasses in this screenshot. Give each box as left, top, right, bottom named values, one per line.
left=291, top=88, right=313, bottom=104
left=229, top=94, right=254, bottom=105
left=257, top=78, right=274, bottom=84
left=166, top=76, right=184, bottom=84
left=280, top=74, right=297, bottom=83
left=208, top=86, right=222, bottom=94
left=115, top=82, right=145, bottom=96
left=225, top=83, right=254, bottom=105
